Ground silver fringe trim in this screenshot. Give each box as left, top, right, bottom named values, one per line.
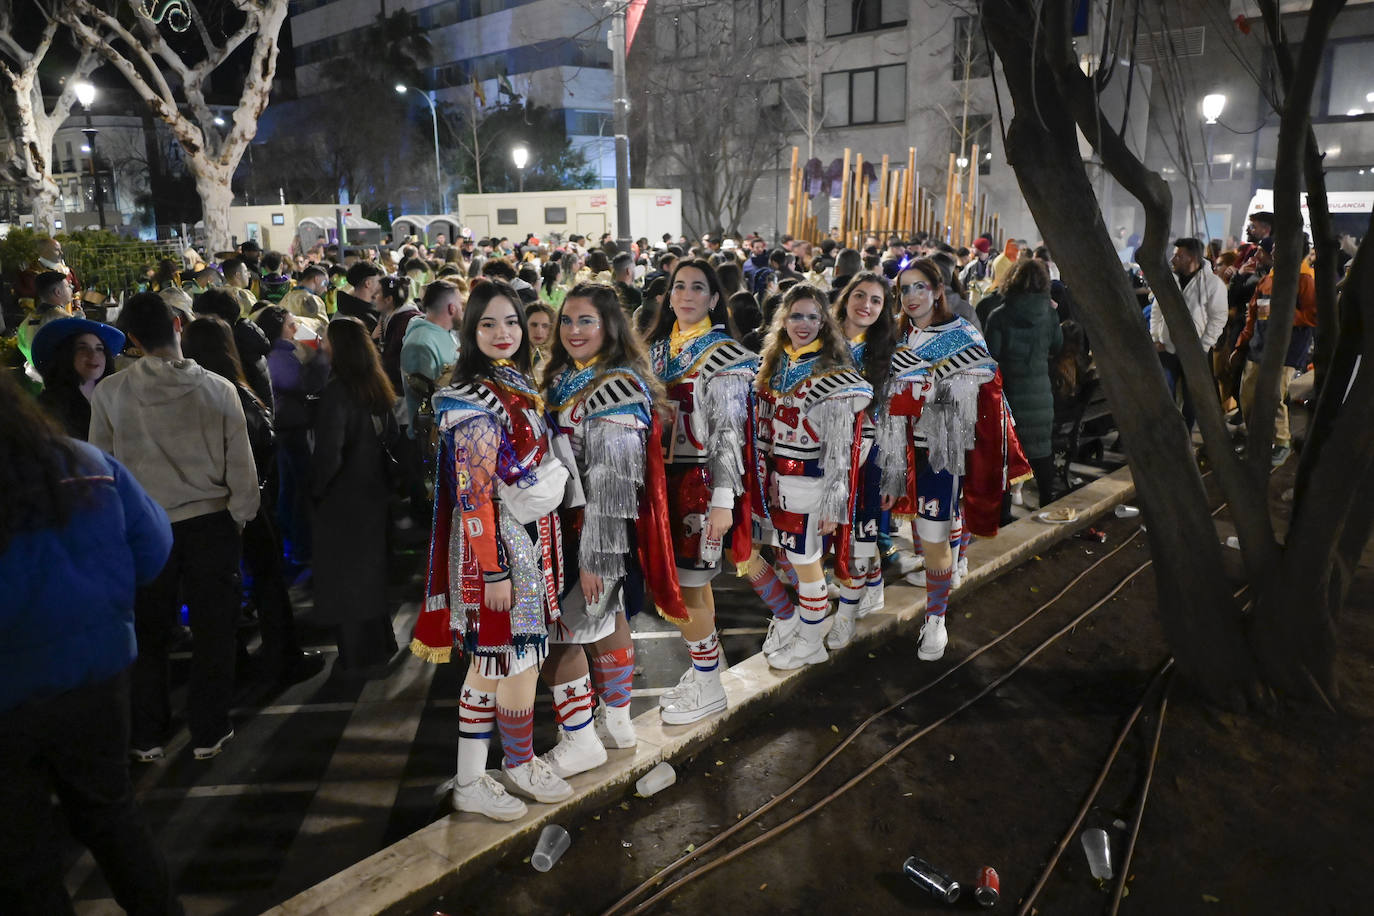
left=914, top=374, right=983, bottom=476
left=704, top=371, right=751, bottom=497
left=813, top=394, right=866, bottom=525
left=448, top=496, right=549, bottom=644
left=580, top=417, right=646, bottom=579
left=875, top=407, right=909, bottom=500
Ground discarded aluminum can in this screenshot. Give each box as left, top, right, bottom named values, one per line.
left=974, top=866, right=1000, bottom=907
left=699, top=532, right=723, bottom=563
left=902, top=856, right=961, bottom=903
left=1074, top=526, right=1107, bottom=543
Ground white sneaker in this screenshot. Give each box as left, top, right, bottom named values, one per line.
left=904, top=569, right=927, bottom=587
left=825, top=609, right=856, bottom=650
left=917, top=615, right=948, bottom=661
left=761, top=614, right=801, bottom=654
left=594, top=703, right=637, bottom=749
left=658, top=666, right=696, bottom=707
left=766, top=626, right=828, bottom=670
left=952, top=558, right=969, bottom=589
left=660, top=674, right=727, bottom=725
left=545, top=725, right=608, bottom=779
left=857, top=581, right=884, bottom=618
left=452, top=773, right=528, bottom=822
left=894, top=551, right=924, bottom=575
left=502, top=756, right=573, bottom=804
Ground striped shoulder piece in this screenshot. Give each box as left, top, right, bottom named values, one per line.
left=807, top=368, right=873, bottom=403
left=583, top=369, right=652, bottom=422
left=432, top=379, right=511, bottom=428
left=698, top=335, right=758, bottom=378
left=890, top=344, right=931, bottom=383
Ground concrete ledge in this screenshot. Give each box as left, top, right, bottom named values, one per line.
left=267, top=465, right=1137, bottom=916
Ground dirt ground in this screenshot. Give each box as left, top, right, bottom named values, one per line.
left=423, top=475, right=1374, bottom=916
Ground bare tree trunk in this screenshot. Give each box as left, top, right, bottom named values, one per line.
left=982, top=0, right=1262, bottom=709
left=192, top=162, right=235, bottom=251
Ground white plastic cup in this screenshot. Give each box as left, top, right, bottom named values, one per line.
left=635, top=761, right=676, bottom=797
left=530, top=824, right=571, bottom=872
left=1225, top=535, right=1241, bottom=550
left=1114, top=504, right=1140, bottom=518
left=1080, top=828, right=1113, bottom=880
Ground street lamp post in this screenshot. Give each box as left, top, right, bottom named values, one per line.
left=1200, top=93, right=1227, bottom=235
left=396, top=84, right=448, bottom=215
left=512, top=145, right=528, bottom=193
left=73, top=80, right=106, bottom=230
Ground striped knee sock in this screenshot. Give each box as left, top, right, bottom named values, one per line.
left=456, top=684, right=496, bottom=785
left=496, top=704, right=535, bottom=768
left=774, top=553, right=799, bottom=587
left=741, top=555, right=793, bottom=620
left=591, top=647, right=635, bottom=709
left=948, top=517, right=963, bottom=555
left=837, top=578, right=863, bottom=618
left=959, top=529, right=973, bottom=565
left=552, top=675, right=595, bottom=733
left=925, top=566, right=954, bottom=618
left=688, top=631, right=721, bottom=674
left=797, top=578, right=829, bottom=628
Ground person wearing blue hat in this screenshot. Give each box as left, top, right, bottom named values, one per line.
left=32, top=317, right=125, bottom=440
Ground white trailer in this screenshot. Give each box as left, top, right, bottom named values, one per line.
left=455, top=188, right=681, bottom=244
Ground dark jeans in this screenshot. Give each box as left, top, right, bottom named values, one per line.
left=1158, top=350, right=1196, bottom=432
left=132, top=510, right=241, bottom=748
left=242, top=499, right=301, bottom=670
left=276, top=427, right=313, bottom=565
left=0, top=670, right=181, bottom=916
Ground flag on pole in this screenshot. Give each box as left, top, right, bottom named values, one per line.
left=626, top=0, right=648, bottom=53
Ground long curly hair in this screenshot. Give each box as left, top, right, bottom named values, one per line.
left=646, top=258, right=736, bottom=344
left=832, top=271, right=899, bottom=406
left=755, top=283, right=853, bottom=394
left=0, top=371, right=97, bottom=552
left=541, top=281, right=667, bottom=412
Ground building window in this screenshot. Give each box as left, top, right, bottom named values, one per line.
left=758, top=0, right=807, bottom=44
left=822, top=64, right=905, bottom=127
left=824, top=0, right=905, bottom=37
left=497, top=208, right=518, bottom=225
left=1323, top=37, right=1374, bottom=117
left=545, top=207, right=568, bottom=224
left=950, top=114, right=994, bottom=176
left=952, top=16, right=992, bottom=81
left=272, top=213, right=286, bottom=225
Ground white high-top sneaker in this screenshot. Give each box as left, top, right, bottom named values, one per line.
left=545, top=724, right=608, bottom=779
left=594, top=703, right=637, bottom=749
left=502, top=756, right=573, bottom=804
left=857, top=579, right=884, bottom=618
left=659, top=670, right=727, bottom=725
left=766, top=623, right=827, bottom=670
left=452, top=773, right=528, bottom=822
left=762, top=613, right=801, bottom=654
left=917, top=615, right=948, bottom=661
left=825, top=605, right=857, bottom=650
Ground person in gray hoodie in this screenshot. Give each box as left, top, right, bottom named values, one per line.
left=90, top=293, right=260, bottom=763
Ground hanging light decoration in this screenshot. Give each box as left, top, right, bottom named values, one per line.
left=137, top=0, right=192, bottom=32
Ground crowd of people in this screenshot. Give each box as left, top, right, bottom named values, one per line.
left=1, top=212, right=1331, bottom=907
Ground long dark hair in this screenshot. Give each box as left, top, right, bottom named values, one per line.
left=183, top=316, right=259, bottom=406
left=540, top=260, right=561, bottom=296
left=647, top=258, right=735, bottom=343
left=833, top=271, right=899, bottom=404
left=452, top=279, right=533, bottom=384
left=0, top=371, right=97, bottom=551
left=756, top=283, right=852, bottom=393
left=542, top=281, right=666, bottom=410
left=326, top=316, right=396, bottom=412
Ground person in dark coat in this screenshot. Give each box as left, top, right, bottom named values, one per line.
left=311, top=316, right=400, bottom=674
left=984, top=258, right=1063, bottom=505
left=192, top=288, right=274, bottom=406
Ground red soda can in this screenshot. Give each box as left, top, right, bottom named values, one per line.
left=975, top=865, right=1000, bottom=907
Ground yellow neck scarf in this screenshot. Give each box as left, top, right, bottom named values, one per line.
left=669, top=316, right=714, bottom=358
left=784, top=338, right=824, bottom=361
left=848, top=330, right=867, bottom=345
left=573, top=355, right=600, bottom=371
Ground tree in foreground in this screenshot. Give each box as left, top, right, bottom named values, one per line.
left=978, top=0, right=1372, bottom=709
left=62, top=0, right=288, bottom=251
left=0, top=1, right=100, bottom=233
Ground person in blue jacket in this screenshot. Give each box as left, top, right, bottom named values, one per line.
left=0, top=371, right=182, bottom=916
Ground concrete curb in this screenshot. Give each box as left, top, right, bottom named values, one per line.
left=266, top=465, right=1137, bottom=916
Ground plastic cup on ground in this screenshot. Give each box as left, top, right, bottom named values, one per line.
left=1114, top=504, right=1139, bottom=518
left=531, top=824, right=571, bottom=872
left=1081, top=827, right=1113, bottom=880
left=635, top=761, right=676, bottom=797
left=1225, top=535, right=1240, bottom=549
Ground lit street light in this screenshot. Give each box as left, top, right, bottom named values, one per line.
left=396, top=83, right=448, bottom=215
left=1202, top=93, right=1226, bottom=125
left=72, top=79, right=106, bottom=230
left=512, top=144, right=528, bottom=193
